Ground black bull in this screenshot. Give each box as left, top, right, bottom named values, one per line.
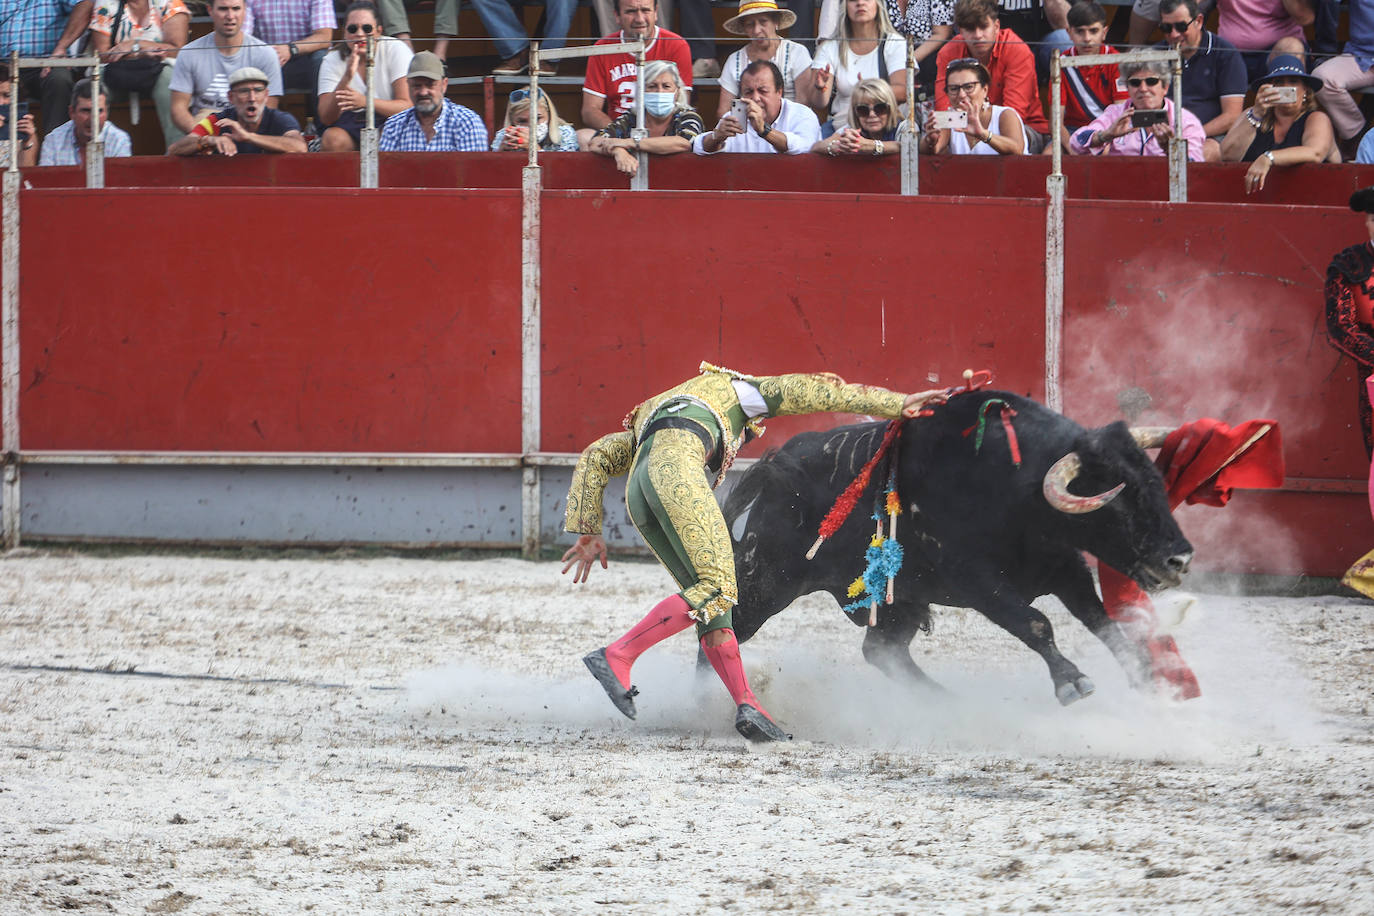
left=720, top=390, right=1194, bottom=705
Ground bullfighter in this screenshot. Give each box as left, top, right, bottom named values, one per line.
left=560, top=362, right=949, bottom=741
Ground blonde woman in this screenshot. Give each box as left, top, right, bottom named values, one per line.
left=1220, top=55, right=1337, bottom=195
left=800, top=0, right=908, bottom=137
left=812, top=77, right=903, bottom=156
left=492, top=87, right=579, bottom=151
left=921, top=58, right=1025, bottom=155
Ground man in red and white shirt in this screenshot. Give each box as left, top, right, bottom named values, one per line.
left=580, top=0, right=693, bottom=131
left=1052, top=0, right=1127, bottom=153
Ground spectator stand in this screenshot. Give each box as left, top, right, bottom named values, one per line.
left=1044, top=45, right=1183, bottom=415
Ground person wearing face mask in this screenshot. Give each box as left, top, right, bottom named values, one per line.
left=491, top=87, right=579, bottom=151
left=716, top=0, right=811, bottom=120
left=589, top=59, right=704, bottom=173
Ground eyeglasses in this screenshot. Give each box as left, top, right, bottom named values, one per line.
left=946, top=80, right=981, bottom=96
left=346, top=23, right=375, bottom=34
left=1127, top=76, right=1162, bottom=88
left=1158, top=17, right=1197, bottom=34
left=855, top=102, right=889, bottom=117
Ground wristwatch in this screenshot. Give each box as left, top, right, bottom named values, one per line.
left=289, top=41, right=299, bottom=58
left=1263, top=150, right=1276, bottom=164
left=758, top=124, right=773, bottom=139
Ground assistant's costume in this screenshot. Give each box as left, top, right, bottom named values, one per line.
left=1325, top=236, right=1374, bottom=456
left=1326, top=188, right=1374, bottom=597
left=566, top=362, right=914, bottom=741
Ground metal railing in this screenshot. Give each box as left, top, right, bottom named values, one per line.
left=1043, top=45, right=1184, bottom=413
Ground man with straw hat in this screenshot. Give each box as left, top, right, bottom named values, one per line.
left=717, top=0, right=813, bottom=118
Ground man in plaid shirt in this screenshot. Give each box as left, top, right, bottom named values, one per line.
left=378, top=52, right=485, bottom=152
left=247, top=0, right=336, bottom=122
left=0, top=0, right=93, bottom=136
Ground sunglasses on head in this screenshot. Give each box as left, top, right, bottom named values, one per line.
left=1158, top=17, right=1197, bottom=33
left=855, top=102, right=889, bottom=117
left=1127, top=76, right=1162, bottom=88
left=346, top=22, right=375, bottom=34
left=946, top=56, right=980, bottom=72
left=509, top=87, right=536, bottom=103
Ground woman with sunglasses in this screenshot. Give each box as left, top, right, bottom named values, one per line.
left=1068, top=59, right=1205, bottom=160
left=1220, top=55, right=1335, bottom=194
left=317, top=0, right=414, bottom=152
left=492, top=87, right=579, bottom=152
left=800, top=0, right=908, bottom=139
left=812, top=77, right=903, bottom=155
left=589, top=60, right=704, bottom=176
left=919, top=58, right=1024, bottom=155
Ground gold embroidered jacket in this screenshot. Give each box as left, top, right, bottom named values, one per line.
left=564, top=364, right=909, bottom=535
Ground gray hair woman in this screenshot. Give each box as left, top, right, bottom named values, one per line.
left=588, top=60, right=706, bottom=177
left=1070, top=58, right=1207, bottom=160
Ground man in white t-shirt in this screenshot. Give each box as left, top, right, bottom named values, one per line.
left=169, top=0, right=283, bottom=136
left=694, top=60, right=820, bottom=154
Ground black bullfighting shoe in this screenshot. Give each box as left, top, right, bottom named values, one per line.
left=734, top=704, right=792, bottom=742
left=583, top=648, right=639, bottom=720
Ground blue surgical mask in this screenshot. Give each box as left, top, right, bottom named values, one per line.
left=644, top=91, right=676, bottom=117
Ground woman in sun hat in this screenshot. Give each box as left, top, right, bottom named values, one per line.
left=716, top=0, right=813, bottom=120
left=1219, top=54, right=1336, bottom=193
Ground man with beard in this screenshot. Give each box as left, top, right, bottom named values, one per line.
left=378, top=51, right=485, bottom=152
left=167, top=67, right=305, bottom=156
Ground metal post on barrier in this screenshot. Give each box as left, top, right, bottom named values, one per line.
left=1169, top=55, right=1187, bottom=203
left=360, top=36, right=378, bottom=188
left=2, top=104, right=18, bottom=548
left=86, top=64, right=105, bottom=189
left=1045, top=49, right=1065, bottom=413
left=522, top=48, right=544, bottom=556
left=630, top=46, right=648, bottom=191
left=901, top=36, right=917, bottom=196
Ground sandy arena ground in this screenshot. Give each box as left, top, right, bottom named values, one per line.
left=1, top=549, right=1372, bottom=914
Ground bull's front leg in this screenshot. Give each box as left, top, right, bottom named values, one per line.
left=957, top=575, right=1096, bottom=706
left=859, top=603, right=947, bottom=693
left=1051, top=558, right=1152, bottom=690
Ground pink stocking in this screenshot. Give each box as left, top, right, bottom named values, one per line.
left=602, top=593, right=695, bottom=688
left=701, top=629, right=768, bottom=713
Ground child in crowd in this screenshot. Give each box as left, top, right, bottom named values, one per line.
left=1052, top=0, right=1127, bottom=154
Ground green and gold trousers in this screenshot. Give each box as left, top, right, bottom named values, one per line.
left=626, top=421, right=738, bottom=637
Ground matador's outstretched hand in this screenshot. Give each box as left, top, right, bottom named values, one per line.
left=902, top=388, right=950, bottom=417
left=561, top=534, right=609, bottom=583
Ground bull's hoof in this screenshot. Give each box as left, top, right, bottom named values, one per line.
left=1055, top=676, right=1096, bottom=706
left=734, top=704, right=792, bottom=743
left=583, top=648, right=638, bottom=720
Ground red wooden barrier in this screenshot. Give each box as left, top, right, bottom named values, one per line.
left=6, top=170, right=1372, bottom=575
left=18, top=188, right=523, bottom=452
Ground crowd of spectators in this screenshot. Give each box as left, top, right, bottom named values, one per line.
left=0, top=0, right=1371, bottom=182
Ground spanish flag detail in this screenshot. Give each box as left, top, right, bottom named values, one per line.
left=190, top=113, right=223, bottom=137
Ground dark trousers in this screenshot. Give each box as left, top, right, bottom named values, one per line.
left=20, top=66, right=74, bottom=137
left=281, top=49, right=327, bottom=123
left=677, top=0, right=716, bottom=60
left=785, top=0, right=817, bottom=47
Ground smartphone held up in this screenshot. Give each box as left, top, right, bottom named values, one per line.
left=1130, top=109, right=1168, bottom=129
left=933, top=109, right=968, bottom=130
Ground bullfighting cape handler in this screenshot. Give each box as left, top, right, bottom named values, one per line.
left=561, top=362, right=949, bottom=741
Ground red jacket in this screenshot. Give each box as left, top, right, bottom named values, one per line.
left=935, top=29, right=1048, bottom=134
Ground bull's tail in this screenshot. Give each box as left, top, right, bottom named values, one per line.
left=723, top=448, right=814, bottom=537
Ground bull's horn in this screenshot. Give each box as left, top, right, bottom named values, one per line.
left=1129, top=427, right=1174, bottom=450
left=1042, top=453, right=1125, bottom=515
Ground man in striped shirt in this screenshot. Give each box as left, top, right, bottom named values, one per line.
left=377, top=52, right=486, bottom=152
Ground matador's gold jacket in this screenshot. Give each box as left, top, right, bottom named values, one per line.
left=564, top=363, right=909, bottom=535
